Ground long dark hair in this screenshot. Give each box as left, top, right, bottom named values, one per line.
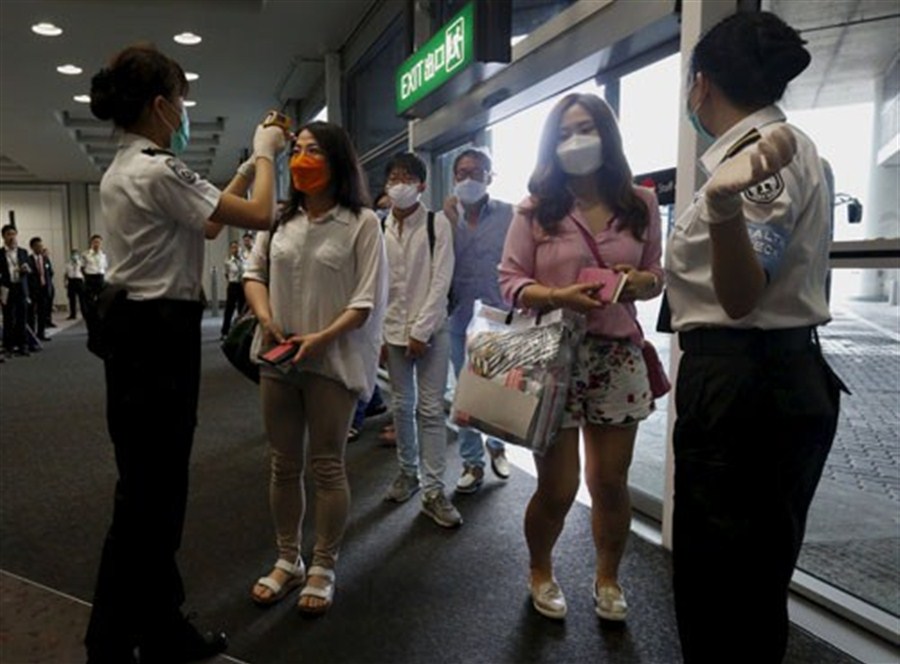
left=280, top=121, right=370, bottom=222
left=90, top=43, right=188, bottom=129
left=527, top=93, right=648, bottom=241
left=691, top=11, right=810, bottom=109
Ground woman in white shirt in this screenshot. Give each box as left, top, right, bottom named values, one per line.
left=244, top=121, right=387, bottom=616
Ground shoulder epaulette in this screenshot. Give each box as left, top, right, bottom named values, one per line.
left=723, top=128, right=762, bottom=161
left=141, top=148, right=175, bottom=157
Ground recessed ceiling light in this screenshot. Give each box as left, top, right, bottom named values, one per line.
left=32, top=22, right=63, bottom=36
left=185, top=72, right=199, bottom=81
left=173, top=32, right=202, bottom=45
left=57, top=64, right=83, bottom=75
left=74, top=95, right=91, bottom=104
left=183, top=100, right=197, bottom=107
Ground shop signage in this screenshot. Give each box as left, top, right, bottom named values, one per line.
left=635, top=167, right=676, bottom=206
left=396, top=2, right=475, bottom=115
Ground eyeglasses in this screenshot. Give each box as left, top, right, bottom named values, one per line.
left=455, top=168, right=488, bottom=182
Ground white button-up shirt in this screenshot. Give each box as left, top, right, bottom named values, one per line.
left=244, top=205, right=387, bottom=397
left=101, top=133, right=220, bottom=301
left=383, top=204, right=455, bottom=345
left=81, top=249, right=108, bottom=276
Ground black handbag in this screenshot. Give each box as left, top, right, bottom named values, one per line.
left=220, top=217, right=280, bottom=383
left=221, top=313, right=260, bottom=383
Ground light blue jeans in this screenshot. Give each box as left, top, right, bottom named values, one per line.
left=450, top=331, right=505, bottom=469
left=386, top=325, right=451, bottom=494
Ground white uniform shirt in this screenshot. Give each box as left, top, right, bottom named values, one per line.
left=243, top=205, right=387, bottom=396
left=65, top=258, right=84, bottom=281
left=383, top=205, right=455, bottom=345
left=81, top=249, right=108, bottom=276
left=666, top=105, right=831, bottom=331
left=224, top=256, right=243, bottom=283
left=101, top=133, right=221, bottom=301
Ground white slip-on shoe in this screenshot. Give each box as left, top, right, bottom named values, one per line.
left=529, top=579, right=567, bottom=620
left=593, top=581, right=628, bottom=621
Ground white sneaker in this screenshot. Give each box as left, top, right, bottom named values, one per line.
left=455, top=464, right=484, bottom=494
left=488, top=448, right=510, bottom=480
left=593, top=582, right=627, bottom=621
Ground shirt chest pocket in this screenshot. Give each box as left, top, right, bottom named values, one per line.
left=315, top=238, right=352, bottom=271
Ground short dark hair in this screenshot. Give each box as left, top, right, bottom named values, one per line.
left=280, top=121, right=369, bottom=222
left=691, top=11, right=810, bottom=109
left=90, top=234, right=103, bottom=241
left=527, top=93, right=648, bottom=240
left=1, top=224, right=16, bottom=236
left=29, top=236, right=42, bottom=248
left=90, top=43, right=188, bottom=128
left=453, top=149, right=492, bottom=176
left=242, top=231, right=253, bottom=239
left=385, top=152, right=427, bottom=183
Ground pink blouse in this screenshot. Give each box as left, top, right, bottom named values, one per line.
left=498, top=186, right=664, bottom=340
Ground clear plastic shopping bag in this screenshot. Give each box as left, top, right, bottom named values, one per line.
left=451, top=300, right=586, bottom=455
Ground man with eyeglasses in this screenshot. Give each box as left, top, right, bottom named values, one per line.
left=442, top=148, right=515, bottom=494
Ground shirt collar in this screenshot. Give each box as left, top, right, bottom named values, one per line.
left=700, top=105, right=786, bottom=175
left=302, top=204, right=347, bottom=224
left=454, top=196, right=493, bottom=225
left=119, top=132, right=163, bottom=151
left=388, top=203, right=426, bottom=228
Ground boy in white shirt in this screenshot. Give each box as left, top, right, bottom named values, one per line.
left=381, top=153, right=461, bottom=528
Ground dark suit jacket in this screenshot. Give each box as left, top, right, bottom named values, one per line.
left=27, top=253, right=53, bottom=295
left=1, top=247, right=31, bottom=298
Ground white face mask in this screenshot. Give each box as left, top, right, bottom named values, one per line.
left=387, top=183, right=420, bottom=209
left=454, top=178, right=488, bottom=205
left=556, top=133, right=603, bottom=175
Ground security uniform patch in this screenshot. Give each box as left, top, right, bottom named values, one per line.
left=743, top=173, right=784, bottom=204
left=165, top=157, right=198, bottom=184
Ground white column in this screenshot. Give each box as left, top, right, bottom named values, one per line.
left=662, top=0, right=739, bottom=549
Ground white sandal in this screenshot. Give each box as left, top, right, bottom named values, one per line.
left=297, top=565, right=335, bottom=615
left=252, top=558, right=306, bottom=606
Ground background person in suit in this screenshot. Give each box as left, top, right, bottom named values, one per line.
left=27, top=237, right=53, bottom=341
left=1, top=224, right=31, bottom=356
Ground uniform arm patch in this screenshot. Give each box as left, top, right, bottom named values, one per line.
left=165, top=157, right=198, bottom=184
left=743, top=173, right=784, bottom=204
left=746, top=221, right=789, bottom=277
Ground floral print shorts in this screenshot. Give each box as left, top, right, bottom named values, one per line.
left=561, top=336, right=654, bottom=429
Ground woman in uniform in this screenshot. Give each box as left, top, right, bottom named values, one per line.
left=244, top=121, right=386, bottom=615
left=85, top=44, right=287, bottom=664
left=499, top=93, right=663, bottom=621
left=665, top=12, right=846, bottom=663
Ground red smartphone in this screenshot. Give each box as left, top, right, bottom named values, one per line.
left=261, top=341, right=298, bottom=366
left=577, top=267, right=627, bottom=304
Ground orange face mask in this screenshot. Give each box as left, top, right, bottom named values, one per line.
left=290, top=153, right=329, bottom=194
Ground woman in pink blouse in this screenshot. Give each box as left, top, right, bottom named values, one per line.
left=499, top=93, right=663, bottom=622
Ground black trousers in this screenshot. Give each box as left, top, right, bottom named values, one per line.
left=28, top=285, right=49, bottom=338
left=67, top=278, right=84, bottom=317
left=220, top=281, right=245, bottom=336
left=1, top=282, right=27, bottom=351
left=672, top=327, right=843, bottom=664
left=85, top=298, right=203, bottom=656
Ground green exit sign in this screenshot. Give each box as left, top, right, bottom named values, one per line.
left=395, top=2, right=475, bottom=115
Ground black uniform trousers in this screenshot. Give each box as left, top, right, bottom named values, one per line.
left=2, top=282, right=28, bottom=352
left=67, top=277, right=84, bottom=318
left=220, top=281, right=245, bottom=336
left=28, top=284, right=49, bottom=339
left=672, top=327, right=843, bottom=664
left=85, top=298, right=203, bottom=657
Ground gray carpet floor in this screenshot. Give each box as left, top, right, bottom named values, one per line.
left=0, top=319, right=859, bottom=663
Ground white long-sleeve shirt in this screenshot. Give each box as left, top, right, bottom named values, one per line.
left=382, top=204, right=454, bottom=345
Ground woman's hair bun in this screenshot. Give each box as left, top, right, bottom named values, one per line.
left=89, top=67, right=116, bottom=121
left=756, top=22, right=811, bottom=89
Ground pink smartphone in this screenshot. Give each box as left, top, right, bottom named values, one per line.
left=261, top=341, right=298, bottom=366
left=577, top=267, right=627, bottom=304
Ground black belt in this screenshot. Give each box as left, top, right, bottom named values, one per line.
left=679, top=326, right=815, bottom=355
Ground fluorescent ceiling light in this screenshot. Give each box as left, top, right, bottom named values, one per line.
left=32, top=22, right=63, bottom=36
left=185, top=72, right=199, bottom=81
left=184, top=100, right=197, bottom=107
left=74, top=95, right=91, bottom=103
left=174, top=32, right=202, bottom=45
left=57, top=64, right=83, bottom=75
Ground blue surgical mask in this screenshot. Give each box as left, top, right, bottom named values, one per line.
left=170, top=106, right=190, bottom=155
left=686, top=82, right=714, bottom=141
